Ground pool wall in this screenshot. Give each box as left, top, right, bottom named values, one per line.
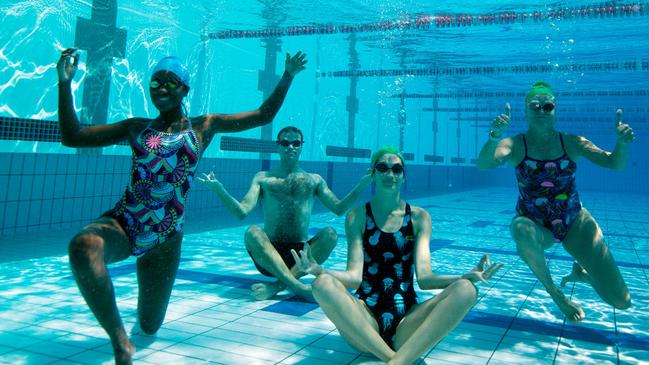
left=0, top=151, right=645, bottom=236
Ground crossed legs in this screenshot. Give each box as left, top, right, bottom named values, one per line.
left=245, top=225, right=337, bottom=300
left=311, top=274, right=477, bottom=365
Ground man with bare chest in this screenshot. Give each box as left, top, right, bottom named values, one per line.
left=200, top=126, right=371, bottom=300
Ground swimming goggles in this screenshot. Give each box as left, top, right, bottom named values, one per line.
left=150, top=78, right=182, bottom=90
left=374, top=162, right=404, bottom=174
left=528, top=101, right=555, bottom=112
left=277, top=140, right=303, bottom=148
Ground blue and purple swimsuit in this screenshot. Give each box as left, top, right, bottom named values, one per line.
left=106, top=125, right=200, bottom=255
left=515, top=133, right=582, bottom=242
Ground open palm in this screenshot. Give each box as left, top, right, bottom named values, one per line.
left=463, top=254, right=503, bottom=283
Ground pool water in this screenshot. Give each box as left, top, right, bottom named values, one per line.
left=0, top=188, right=647, bottom=364
left=1, top=2, right=649, bottom=363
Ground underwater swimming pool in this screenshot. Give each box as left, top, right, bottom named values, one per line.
left=0, top=188, right=647, bottom=364
left=1, top=0, right=648, bottom=364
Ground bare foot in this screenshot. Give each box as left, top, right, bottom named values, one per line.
left=113, top=338, right=135, bottom=365
left=549, top=288, right=585, bottom=322
left=291, top=284, right=316, bottom=303
left=560, top=261, right=590, bottom=287
left=251, top=281, right=285, bottom=300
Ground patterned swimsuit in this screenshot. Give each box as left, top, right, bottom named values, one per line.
left=355, top=202, right=418, bottom=348
left=515, top=133, right=582, bottom=242
left=106, top=124, right=200, bottom=256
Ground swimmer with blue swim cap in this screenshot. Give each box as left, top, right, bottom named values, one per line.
left=152, top=56, right=190, bottom=88
left=148, top=56, right=192, bottom=114
left=57, top=46, right=308, bottom=364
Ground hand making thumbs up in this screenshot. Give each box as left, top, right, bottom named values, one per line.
left=615, top=109, right=635, bottom=144
left=489, top=103, right=511, bottom=140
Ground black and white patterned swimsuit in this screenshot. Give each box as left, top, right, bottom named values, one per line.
left=355, top=202, right=419, bottom=348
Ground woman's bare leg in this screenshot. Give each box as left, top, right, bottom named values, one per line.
left=68, top=217, right=134, bottom=365
left=312, top=273, right=396, bottom=362
left=562, top=209, right=631, bottom=309
left=136, top=234, right=182, bottom=334
left=511, top=216, right=585, bottom=321
left=390, top=279, right=477, bottom=365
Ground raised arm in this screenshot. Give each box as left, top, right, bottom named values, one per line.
left=57, top=48, right=132, bottom=147
left=198, top=171, right=263, bottom=219
left=315, top=172, right=372, bottom=216
left=200, top=52, right=307, bottom=139
left=477, top=103, right=514, bottom=170
left=568, top=109, right=635, bottom=170
left=291, top=205, right=365, bottom=290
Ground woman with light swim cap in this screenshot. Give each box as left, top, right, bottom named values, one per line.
left=477, top=81, right=635, bottom=322
left=57, top=48, right=307, bottom=364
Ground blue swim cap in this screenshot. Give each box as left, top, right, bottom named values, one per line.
left=152, top=56, right=190, bottom=87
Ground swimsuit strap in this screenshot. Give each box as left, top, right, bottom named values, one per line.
left=522, top=134, right=529, bottom=158
left=366, top=202, right=411, bottom=231
left=402, top=203, right=413, bottom=235
left=559, top=133, right=567, bottom=154
left=135, top=120, right=154, bottom=140
left=522, top=133, right=568, bottom=160
left=365, top=202, right=377, bottom=228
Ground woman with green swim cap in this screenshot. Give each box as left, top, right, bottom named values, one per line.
left=477, top=81, right=635, bottom=322
left=57, top=48, right=307, bottom=364
left=292, top=146, right=503, bottom=364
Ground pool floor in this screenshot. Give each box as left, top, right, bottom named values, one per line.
left=0, top=188, right=647, bottom=364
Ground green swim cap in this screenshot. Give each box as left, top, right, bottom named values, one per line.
left=371, top=145, right=405, bottom=167
left=525, top=81, right=555, bottom=103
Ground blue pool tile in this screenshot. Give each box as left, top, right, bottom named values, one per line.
left=293, top=346, right=358, bottom=364
left=468, top=220, right=494, bottom=228
left=0, top=154, right=11, bottom=174
left=2, top=188, right=648, bottom=364
left=509, top=317, right=562, bottom=337
left=1, top=350, right=60, bottom=364
left=444, top=245, right=649, bottom=270
left=0, top=331, right=43, bottom=348
left=23, top=340, right=86, bottom=359
left=279, top=354, right=343, bottom=365
left=430, top=238, right=455, bottom=251
left=262, top=297, right=319, bottom=316
left=0, top=344, right=12, bottom=355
